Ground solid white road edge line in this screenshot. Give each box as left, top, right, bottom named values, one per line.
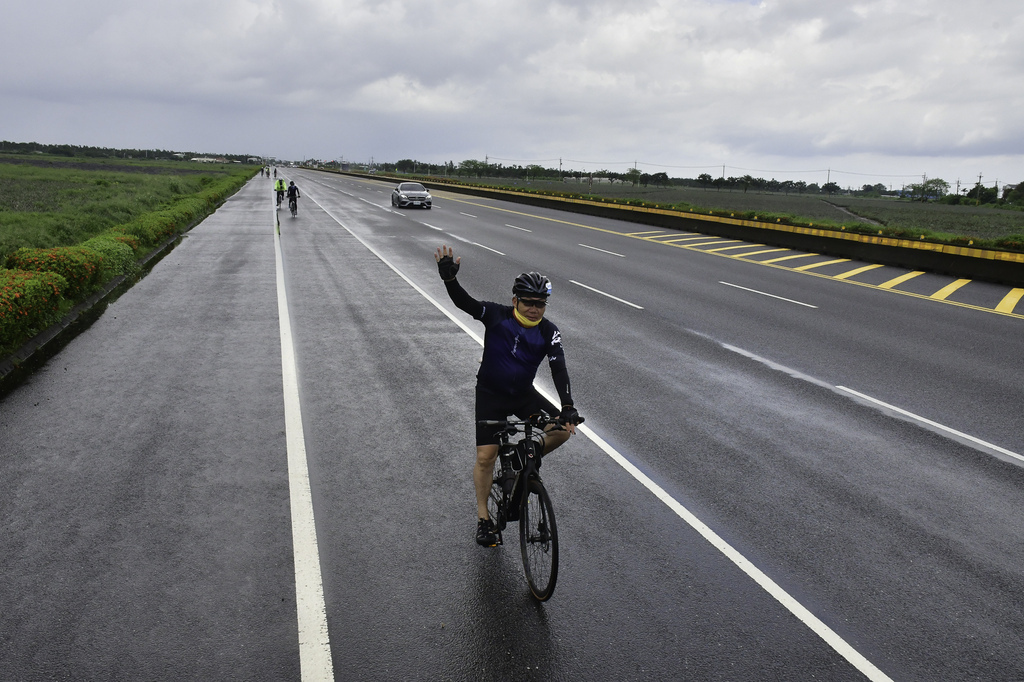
left=302, top=188, right=892, bottom=682
left=273, top=202, right=335, bottom=682
left=720, top=281, right=818, bottom=308
left=563, top=413, right=893, bottom=682
left=836, top=386, right=1024, bottom=464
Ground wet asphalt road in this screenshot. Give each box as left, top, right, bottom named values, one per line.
left=2, top=173, right=1023, bottom=681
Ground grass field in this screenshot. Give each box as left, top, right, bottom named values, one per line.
left=441, top=176, right=1024, bottom=248
left=0, top=155, right=255, bottom=263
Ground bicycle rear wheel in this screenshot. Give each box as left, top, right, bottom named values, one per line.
left=520, top=477, right=558, bottom=600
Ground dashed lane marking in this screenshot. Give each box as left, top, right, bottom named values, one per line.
left=878, top=271, right=925, bottom=289
left=299, top=186, right=895, bottom=680
left=833, top=264, right=886, bottom=280
left=731, top=247, right=790, bottom=257
left=706, top=244, right=766, bottom=253
left=310, top=180, right=1024, bottom=319
left=569, top=280, right=644, bottom=308
left=761, top=253, right=821, bottom=265
left=996, top=288, right=1024, bottom=314
left=794, top=258, right=852, bottom=271
left=931, top=279, right=972, bottom=300
left=687, top=239, right=742, bottom=247
left=720, top=281, right=818, bottom=308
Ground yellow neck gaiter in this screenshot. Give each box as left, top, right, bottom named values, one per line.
left=513, top=307, right=542, bottom=328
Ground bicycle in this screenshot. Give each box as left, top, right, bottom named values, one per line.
left=479, top=412, right=583, bottom=601
left=288, top=197, right=298, bottom=217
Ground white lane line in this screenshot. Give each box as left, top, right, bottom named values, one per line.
left=556, top=412, right=893, bottom=682
left=579, top=243, right=625, bottom=258
left=723, top=344, right=1023, bottom=467
left=358, top=197, right=388, bottom=210
left=422, top=223, right=444, bottom=231
left=272, top=203, right=335, bottom=681
left=300, top=188, right=893, bottom=681
left=836, top=387, right=1024, bottom=464
left=460, top=212, right=478, bottom=218
left=472, top=242, right=505, bottom=256
left=569, top=280, right=644, bottom=309
left=304, top=191, right=484, bottom=346
left=720, top=281, right=818, bottom=309
left=506, top=224, right=532, bottom=232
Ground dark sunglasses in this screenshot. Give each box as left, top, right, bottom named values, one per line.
left=518, top=298, right=547, bottom=309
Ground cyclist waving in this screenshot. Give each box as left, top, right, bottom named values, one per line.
left=434, top=245, right=580, bottom=546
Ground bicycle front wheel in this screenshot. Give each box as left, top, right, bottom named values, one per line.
left=520, top=478, right=558, bottom=601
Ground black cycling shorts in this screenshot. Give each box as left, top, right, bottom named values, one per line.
left=475, top=386, right=553, bottom=446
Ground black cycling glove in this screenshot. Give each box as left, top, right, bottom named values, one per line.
left=559, top=406, right=581, bottom=425
left=437, top=255, right=460, bottom=281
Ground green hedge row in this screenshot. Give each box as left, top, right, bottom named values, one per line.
left=0, top=269, right=69, bottom=348
left=0, top=171, right=252, bottom=357
left=6, top=246, right=107, bottom=300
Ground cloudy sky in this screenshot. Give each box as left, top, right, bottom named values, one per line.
left=4, top=0, right=1022, bottom=189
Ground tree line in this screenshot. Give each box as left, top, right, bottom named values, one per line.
left=371, top=159, right=1019, bottom=206
left=0, top=140, right=258, bottom=164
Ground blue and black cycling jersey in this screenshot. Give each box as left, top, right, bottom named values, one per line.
left=444, top=278, right=573, bottom=407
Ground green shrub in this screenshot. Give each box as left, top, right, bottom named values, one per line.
left=80, top=236, right=136, bottom=278
left=103, top=231, right=141, bottom=254
left=0, top=269, right=69, bottom=348
left=6, top=246, right=106, bottom=300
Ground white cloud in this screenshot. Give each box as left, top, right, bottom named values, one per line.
left=1, top=0, right=1021, bottom=184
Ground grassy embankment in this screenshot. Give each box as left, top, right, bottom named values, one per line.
left=0, top=154, right=257, bottom=357
left=417, top=175, right=1024, bottom=252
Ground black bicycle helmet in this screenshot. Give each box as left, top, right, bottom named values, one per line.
left=512, top=272, right=552, bottom=298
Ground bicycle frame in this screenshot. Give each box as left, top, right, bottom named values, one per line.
left=480, top=413, right=572, bottom=600
left=480, top=415, right=556, bottom=532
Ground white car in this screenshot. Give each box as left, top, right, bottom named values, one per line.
left=391, top=182, right=432, bottom=209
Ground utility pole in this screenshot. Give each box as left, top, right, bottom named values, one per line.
left=978, top=173, right=983, bottom=205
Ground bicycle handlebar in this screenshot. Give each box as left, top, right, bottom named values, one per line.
left=477, top=413, right=584, bottom=429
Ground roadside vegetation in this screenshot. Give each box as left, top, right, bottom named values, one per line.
left=335, top=159, right=1024, bottom=253
left=0, top=148, right=258, bottom=357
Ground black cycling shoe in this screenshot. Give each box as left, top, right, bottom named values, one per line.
left=476, top=518, right=498, bottom=547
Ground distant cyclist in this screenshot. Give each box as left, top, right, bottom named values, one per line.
left=286, top=181, right=300, bottom=214
left=274, top=178, right=286, bottom=207
left=434, top=245, right=581, bottom=546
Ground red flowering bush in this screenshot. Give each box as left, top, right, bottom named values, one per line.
left=6, top=246, right=106, bottom=300
left=0, top=269, right=69, bottom=348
